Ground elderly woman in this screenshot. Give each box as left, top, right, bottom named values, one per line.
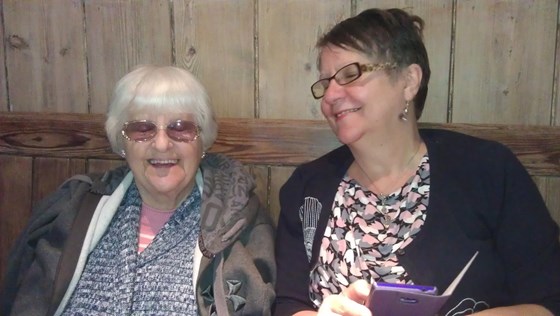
left=274, top=8, right=560, bottom=316
left=2, top=65, right=275, bottom=315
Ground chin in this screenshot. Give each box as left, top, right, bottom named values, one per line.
left=149, top=183, right=179, bottom=195
left=334, top=128, right=363, bottom=146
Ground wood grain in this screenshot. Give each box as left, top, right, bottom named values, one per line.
left=0, top=155, right=32, bottom=286
left=87, top=159, right=127, bottom=174
left=454, top=0, right=557, bottom=124
left=0, top=112, right=559, bottom=176
left=269, top=166, right=295, bottom=226
left=535, top=176, right=560, bottom=228
left=4, top=0, right=88, bottom=112
left=33, top=157, right=86, bottom=203
left=84, top=0, right=173, bottom=113
left=173, top=0, right=255, bottom=118
left=0, top=113, right=114, bottom=158
left=0, top=3, right=7, bottom=111
left=257, top=1, right=351, bottom=119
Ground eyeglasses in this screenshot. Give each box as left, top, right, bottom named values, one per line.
left=121, top=119, right=200, bottom=143
left=310, top=62, right=397, bottom=99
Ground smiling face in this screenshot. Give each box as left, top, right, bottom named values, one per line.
left=318, top=45, right=409, bottom=146
left=122, top=111, right=203, bottom=210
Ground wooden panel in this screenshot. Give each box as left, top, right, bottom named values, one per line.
left=1, top=112, right=560, bottom=176
left=32, top=157, right=86, bottom=203
left=173, top=0, right=255, bottom=118
left=258, top=0, right=351, bottom=119
left=0, top=155, right=32, bottom=286
left=357, top=0, right=452, bottom=123
left=0, top=113, right=113, bottom=158
left=534, top=176, right=560, bottom=228
left=545, top=177, right=560, bottom=228
left=556, top=3, right=560, bottom=129
left=85, top=0, right=173, bottom=113
left=0, top=3, right=7, bottom=111
left=453, top=0, right=556, bottom=124
left=269, top=166, right=295, bottom=226
left=87, top=159, right=126, bottom=174
left=4, top=0, right=88, bottom=112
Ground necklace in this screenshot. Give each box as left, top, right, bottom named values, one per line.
left=354, top=142, right=422, bottom=222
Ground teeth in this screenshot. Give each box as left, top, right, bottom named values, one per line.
left=149, top=159, right=177, bottom=164
left=336, top=108, right=359, bottom=118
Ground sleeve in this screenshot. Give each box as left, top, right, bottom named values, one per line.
left=494, top=146, right=560, bottom=314
left=222, top=194, right=276, bottom=316
left=244, top=197, right=276, bottom=316
left=274, top=168, right=317, bottom=315
left=0, top=178, right=91, bottom=316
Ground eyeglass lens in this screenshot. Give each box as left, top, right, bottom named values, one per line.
left=311, top=63, right=361, bottom=99
left=122, top=120, right=199, bottom=142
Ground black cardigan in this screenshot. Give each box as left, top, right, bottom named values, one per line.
left=274, top=129, right=560, bottom=315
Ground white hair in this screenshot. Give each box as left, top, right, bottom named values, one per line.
left=105, top=65, right=218, bottom=154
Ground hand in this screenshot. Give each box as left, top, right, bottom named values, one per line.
left=317, top=280, right=372, bottom=316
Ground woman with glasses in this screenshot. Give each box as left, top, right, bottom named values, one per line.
left=274, top=8, right=560, bottom=316
left=2, top=65, right=275, bottom=316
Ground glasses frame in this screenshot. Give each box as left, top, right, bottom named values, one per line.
left=310, top=62, right=397, bottom=99
left=121, top=119, right=201, bottom=143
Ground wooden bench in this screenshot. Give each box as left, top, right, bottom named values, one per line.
left=1, top=111, right=560, bottom=286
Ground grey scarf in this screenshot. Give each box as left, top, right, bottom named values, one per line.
left=63, top=181, right=201, bottom=315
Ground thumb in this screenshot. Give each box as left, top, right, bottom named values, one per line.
left=343, top=279, right=371, bottom=302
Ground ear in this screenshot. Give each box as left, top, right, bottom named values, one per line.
left=403, top=63, right=422, bottom=101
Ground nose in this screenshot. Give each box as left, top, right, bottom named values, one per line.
left=322, top=79, right=345, bottom=103
left=152, top=128, right=172, bottom=151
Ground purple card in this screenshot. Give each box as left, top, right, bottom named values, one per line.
left=365, top=252, right=478, bottom=316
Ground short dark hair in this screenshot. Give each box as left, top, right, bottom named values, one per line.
left=317, top=8, right=431, bottom=119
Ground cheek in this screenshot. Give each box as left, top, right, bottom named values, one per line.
left=346, top=85, right=370, bottom=103
left=193, top=139, right=204, bottom=157
left=123, top=143, right=149, bottom=164
left=320, top=101, right=330, bottom=117
left=179, top=142, right=203, bottom=163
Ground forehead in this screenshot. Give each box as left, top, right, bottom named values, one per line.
left=127, top=110, right=195, bottom=122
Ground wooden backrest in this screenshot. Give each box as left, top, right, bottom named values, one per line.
left=1, top=111, right=560, bottom=285
left=2, top=112, right=560, bottom=171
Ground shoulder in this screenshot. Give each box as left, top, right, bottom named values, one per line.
left=290, top=145, right=352, bottom=183
left=421, top=128, right=509, bottom=152
left=31, top=165, right=128, bottom=220
left=199, top=153, right=259, bottom=220
left=420, top=128, right=517, bottom=167
left=201, top=153, right=247, bottom=177
left=201, top=153, right=254, bottom=189
left=420, top=128, right=535, bottom=204
left=278, top=145, right=351, bottom=216
left=58, top=165, right=129, bottom=196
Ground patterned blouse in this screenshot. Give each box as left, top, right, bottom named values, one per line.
left=309, top=155, right=431, bottom=307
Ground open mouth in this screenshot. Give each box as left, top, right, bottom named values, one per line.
left=335, top=107, right=360, bottom=119
left=148, top=159, right=178, bottom=167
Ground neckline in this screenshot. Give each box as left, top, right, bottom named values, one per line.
left=354, top=142, right=423, bottom=197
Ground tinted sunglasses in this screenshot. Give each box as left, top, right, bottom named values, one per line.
left=121, top=119, right=200, bottom=143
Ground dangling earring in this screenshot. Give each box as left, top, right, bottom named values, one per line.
left=119, top=150, right=126, bottom=158
left=399, top=101, right=410, bottom=121
left=201, top=151, right=206, bottom=159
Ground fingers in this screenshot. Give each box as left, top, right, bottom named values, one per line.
left=317, top=280, right=373, bottom=316
left=342, top=279, right=371, bottom=303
